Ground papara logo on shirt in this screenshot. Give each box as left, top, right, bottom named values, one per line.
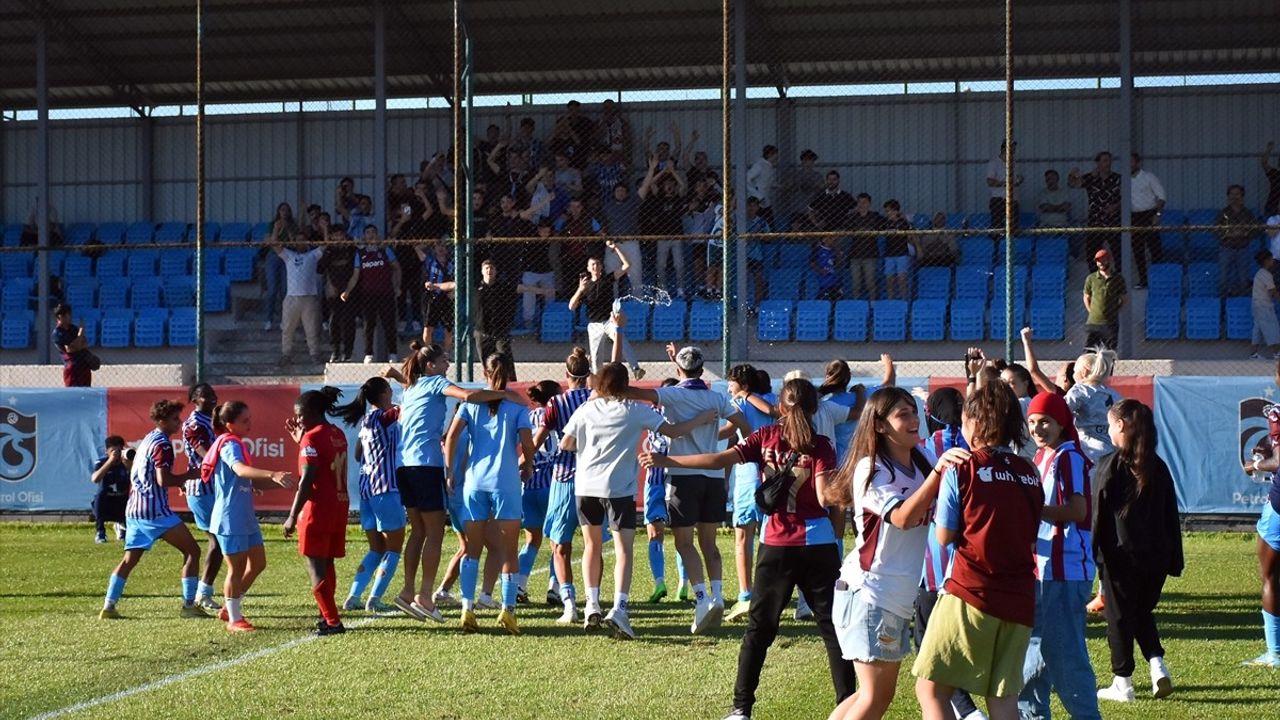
left=0, top=407, right=37, bottom=483
left=1239, top=397, right=1277, bottom=479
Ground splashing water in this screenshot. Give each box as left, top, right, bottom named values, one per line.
left=619, top=285, right=674, bottom=307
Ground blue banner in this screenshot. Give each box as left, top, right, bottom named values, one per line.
left=1153, top=375, right=1274, bottom=514
left=0, top=387, right=108, bottom=511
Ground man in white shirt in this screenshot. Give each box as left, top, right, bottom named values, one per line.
left=1252, top=250, right=1280, bottom=359
left=271, top=230, right=325, bottom=364
left=986, top=141, right=1023, bottom=233
left=1036, top=170, right=1072, bottom=228
left=1129, top=153, right=1168, bottom=289
left=747, top=145, right=780, bottom=220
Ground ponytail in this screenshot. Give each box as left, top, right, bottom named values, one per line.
left=818, top=359, right=851, bottom=397
left=401, top=340, right=446, bottom=385
left=777, top=379, right=818, bottom=455
left=212, top=400, right=249, bottom=431
left=298, top=386, right=342, bottom=424
left=565, top=346, right=591, bottom=382
left=332, top=376, right=391, bottom=427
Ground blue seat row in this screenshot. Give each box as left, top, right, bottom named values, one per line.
left=1147, top=296, right=1250, bottom=341
left=0, top=307, right=198, bottom=349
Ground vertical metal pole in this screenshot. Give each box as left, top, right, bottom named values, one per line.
left=35, top=21, right=51, bottom=366
left=1002, top=0, right=1015, bottom=361
left=195, top=0, right=206, bottom=382
left=451, top=0, right=465, bottom=382
left=462, top=34, right=475, bottom=383
left=720, top=0, right=733, bottom=377
left=374, top=0, right=387, bottom=236
left=1117, top=0, right=1135, bottom=358
left=952, top=87, right=964, bottom=217
left=141, top=116, right=154, bottom=221
left=731, top=0, right=748, bottom=367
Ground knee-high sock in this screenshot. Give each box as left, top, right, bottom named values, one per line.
left=501, top=572, right=518, bottom=610
left=517, top=543, right=539, bottom=582
left=460, top=557, right=480, bottom=607
left=649, top=539, right=665, bottom=583
left=182, top=576, right=197, bottom=605
left=1265, top=611, right=1280, bottom=655
left=548, top=558, right=559, bottom=589
left=348, top=550, right=383, bottom=600
left=314, top=564, right=341, bottom=626
left=104, top=574, right=127, bottom=609
left=369, top=551, right=400, bottom=601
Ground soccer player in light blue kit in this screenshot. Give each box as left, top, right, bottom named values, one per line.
left=518, top=380, right=562, bottom=602
left=334, top=376, right=408, bottom=614
left=724, top=364, right=777, bottom=622
left=444, top=354, right=537, bottom=635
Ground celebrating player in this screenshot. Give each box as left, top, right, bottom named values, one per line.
left=182, top=383, right=223, bottom=611
left=518, top=380, right=562, bottom=603
left=723, top=364, right=776, bottom=623
left=1242, top=360, right=1280, bottom=668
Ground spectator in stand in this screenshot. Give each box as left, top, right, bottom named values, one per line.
left=555, top=197, right=604, bottom=296
left=1037, top=169, right=1072, bottom=229
left=843, top=192, right=882, bottom=301
left=473, top=257, right=556, bottom=371
left=418, top=239, right=456, bottom=350
left=1261, top=142, right=1280, bottom=218
left=269, top=230, right=326, bottom=365
left=639, top=156, right=689, bottom=297
left=510, top=117, right=544, bottom=170
left=743, top=196, right=771, bottom=307
left=334, top=177, right=359, bottom=227
left=474, top=123, right=504, bottom=186
left=388, top=190, right=426, bottom=337
left=1070, top=152, right=1122, bottom=262
left=492, top=146, right=532, bottom=208
left=1218, top=184, right=1259, bottom=296
left=570, top=240, right=645, bottom=377
left=485, top=191, right=548, bottom=274
left=1250, top=251, right=1280, bottom=360
left=987, top=141, right=1024, bottom=233
left=386, top=174, right=415, bottom=217
left=549, top=101, right=595, bottom=169
left=1083, top=249, right=1127, bottom=351
left=917, top=212, right=958, bottom=267
left=344, top=226, right=401, bottom=364
left=600, top=183, right=644, bottom=292
left=90, top=435, right=131, bottom=543
left=782, top=149, right=824, bottom=228
left=882, top=200, right=916, bottom=300
left=683, top=132, right=720, bottom=192
left=52, top=303, right=93, bottom=387
left=318, top=228, right=359, bottom=363
left=21, top=196, right=63, bottom=246
left=262, top=202, right=298, bottom=331
left=586, top=147, right=629, bottom=204
left=348, top=195, right=376, bottom=243
left=685, top=177, right=720, bottom=296
left=521, top=220, right=558, bottom=331
left=552, top=152, right=584, bottom=198
left=747, top=145, right=780, bottom=222
left=810, top=233, right=842, bottom=302
left=597, top=99, right=632, bottom=159
left=1129, top=154, right=1168, bottom=289
left=526, top=167, right=562, bottom=227
left=643, top=123, right=683, bottom=172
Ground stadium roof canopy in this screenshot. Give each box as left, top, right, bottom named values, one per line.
left=2, top=0, right=1279, bottom=112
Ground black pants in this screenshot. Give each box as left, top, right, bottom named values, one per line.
left=329, top=298, right=357, bottom=358
left=914, top=587, right=981, bottom=717
left=989, top=197, right=1020, bottom=234
left=1101, top=562, right=1167, bottom=677
left=1131, top=209, right=1163, bottom=287
left=732, top=543, right=855, bottom=714
left=361, top=294, right=398, bottom=361
left=474, top=333, right=515, bottom=374
left=91, top=494, right=126, bottom=535
left=1085, top=323, right=1119, bottom=350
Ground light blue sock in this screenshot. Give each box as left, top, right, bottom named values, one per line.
left=348, top=550, right=382, bottom=600
left=105, top=574, right=127, bottom=604
left=1265, top=611, right=1280, bottom=655
left=649, top=539, right=665, bottom=583
left=562, top=582, right=577, bottom=604
left=549, top=558, right=558, bottom=586
left=460, top=557, right=479, bottom=604
left=676, top=553, right=688, bottom=585
left=181, top=576, right=197, bottom=605
left=501, top=572, right=518, bottom=609
left=369, top=551, right=400, bottom=601
left=517, top=543, right=539, bottom=579
left=738, top=590, right=752, bottom=603
left=836, top=538, right=845, bottom=558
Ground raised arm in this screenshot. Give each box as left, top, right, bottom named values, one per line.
left=607, top=240, right=630, bottom=279
left=442, top=383, right=523, bottom=406
left=880, top=353, right=896, bottom=388
left=637, top=156, right=659, bottom=200
left=1020, top=326, right=1062, bottom=395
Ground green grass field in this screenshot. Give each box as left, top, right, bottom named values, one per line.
left=1, top=525, right=1276, bottom=720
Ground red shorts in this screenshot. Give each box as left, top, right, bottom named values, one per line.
left=297, top=525, right=346, bottom=559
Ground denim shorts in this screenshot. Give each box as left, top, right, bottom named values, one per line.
left=833, top=585, right=913, bottom=663
left=731, top=463, right=762, bottom=528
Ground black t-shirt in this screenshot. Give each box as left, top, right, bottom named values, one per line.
left=882, top=217, right=912, bottom=257
left=475, top=280, right=517, bottom=336
left=582, top=275, right=617, bottom=322
left=1080, top=171, right=1121, bottom=225
left=483, top=214, right=534, bottom=272
left=318, top=245, right=357, bottom=289
left=809, top=189, right=856, bottom=230
left=641, top=192, right=685, bottom=236
left=846, top=210, right=884, bottom=259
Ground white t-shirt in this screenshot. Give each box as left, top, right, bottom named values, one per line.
left=655, top=385, right=739, bottom=476
left=563, top=398, right=665, bottom=498
left=1130, top=170, right=1167, bottom=212
left=1254, top=268, right=1276, bottom=307
left=839, top=449, right=936, bottom=620
left=812, top=400, right=851, bottom=445
left=987, top=157, right=1015, bottom=200
left=747, top=158, right=776, bottom=207
left=279, top=247, right=323, bottom=297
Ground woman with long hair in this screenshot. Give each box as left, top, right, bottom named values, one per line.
left=182, top=382, right=223, bottom=611
left=1065, top=347, right=1122, bottom=464
left=1093, top=399, right=1183, bottom=703
left=517, top=380, right=562, bottom=603
left=383, top=341, right=522, bottom=622
left=825, top=387, right=970, bottom=719
left=642, top=379, right=855, bottom=720
left=205, top=401, right=296, bottom=631
left=443, top=354, right=537, bottom=635
left=334, top=376, right=407, bottom=614
left=724, top=364, right=776, bottom=623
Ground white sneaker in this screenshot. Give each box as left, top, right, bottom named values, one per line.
left=957, top=710, right=988, bottom=720
left=1097, top=676, right=1135, bottom=702
left=1150, top=657, right=1173, bottom=698
left=476, top=594, right=499, bottom=610
left=584, top=602, right=604, bottom=631
left=342, top=596, right=363, bottom=611
left=556, top=604, right=579, bottom=625
left=433, top=589, right=459, bottom=607
left=605, top=606, right=634, bottom=639
left=794, top=595, right=814, bottom=621
left=692, top=597, right=723, bottom=635
left=388, top=353, right=399, bottom=363
left=363, top=354, right=374, bottom=364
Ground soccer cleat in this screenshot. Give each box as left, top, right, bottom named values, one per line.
left=496, top=609, right=522, bottom=635
left=315, top=622, right=347, bottom=637
left=677, top=584, right=690, bottom=603
left=411, top=601, right=444, bottom=623
left=584, top=603, right=604, bottom=631
left=1086, top=593, right=1105, bottom=614
left=365, top=598, right=396, bottom=615
left=196, top=595, right=222, bottom=612
left=476, top=594, right=499, bottom=610
left=545, top=588, right=562, bottom=607
left=632, top=367, right=646, bottom=381
left=394, top=596, right=427, bottom=620
left=181, top=604, right=211, bottom=619
left=1096, top=676, right=1135, bottom=702
left=647, top=582, right=668, bottom=603
left=556, top=605, right=579, bottom=625
left=218, top=606, right=229, bottom=622
left=95, top=532, right=107, bottom=544
left=434, top=589, right=460, bottom=607
left=342, top=596, right=363, bottom=611
left=692, top=597, right=723, bottom=635
left=1243, top=651, right=1280, bottom=668
left=460, top=609, right=480, bottom=633
left=99, top=607, right=122, bottom=620
left=721, top=710, right=751, bottom=720
left=226, top=619, right=256, bottom=632
left=516, top=587, right=530, bottom=604
left=1149, top=657, right=1173, bottom=698
left=726, top=599, right=751, bottom=623
left=605, top=607, right=634, bottom=640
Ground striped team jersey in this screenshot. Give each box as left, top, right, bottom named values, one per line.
left=1033, top=440, right=1095, bottom=582
left=359, top=406, right=402, bottom=499
left=126, top=429, right=176, bottom=520
left=527, top=407, right=555, bottom=491
left=182, top=410, right=215, bottom=497
left=921, top=427, right=967, bottom=592
left=541, top=387, right=590, bottom=483
left=643, top=429, right=669, bottom=487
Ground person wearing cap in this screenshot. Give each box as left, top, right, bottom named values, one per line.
left=621, top=343, right=751, bottom=634
left=1082, top=249, right=1127, bottom=351
left=1250, top=250, right=1280, bottom=360
left=1018, top=392, right=1101, bottom=719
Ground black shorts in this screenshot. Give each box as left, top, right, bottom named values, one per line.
left=423, top=295, right=455, bottom=330
left=396, top=465, right=447, bottom=512
left=92, top=494, right=127, bottom=523
left=666, top=474, right=728, bottom=528
left=576, top=496, right=636, bottom=531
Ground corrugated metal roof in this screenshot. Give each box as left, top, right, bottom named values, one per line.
left=0, top=0, right=1277, bottom=109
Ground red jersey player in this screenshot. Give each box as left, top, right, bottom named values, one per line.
left=284, top=387, right=351, bottom=636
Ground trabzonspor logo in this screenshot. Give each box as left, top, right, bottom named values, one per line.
left=0, top=407, right=37, bottom=483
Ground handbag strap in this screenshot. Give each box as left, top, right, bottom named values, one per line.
left=777, top=450, right=801, bottom=479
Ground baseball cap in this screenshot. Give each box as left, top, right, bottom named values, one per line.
left=783, top=369, right=811, bottom=382
left=1094, top=249, right=1110, bottom=261
left=675, top=346, right=704, bottom=372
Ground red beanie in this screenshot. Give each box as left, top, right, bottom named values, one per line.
left=1026, top=391, right=1079, bottom=444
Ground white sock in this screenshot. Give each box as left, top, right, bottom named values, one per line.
left=693, top=583, right=707, bottom=601
left=461, top=598, right=474, bottom=612
left=197, top=581, right=213, bottom=599
left=226, top=596, right=243, bottom=623
left=587, top=587, right=601, bottom=606
left=615, top=592, right=629, bottom=610
left=710, top=580, right=723, bottom=602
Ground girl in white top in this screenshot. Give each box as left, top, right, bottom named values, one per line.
left=826, top=386, right=970, bottom=720
left=561, top=363, right=716, bottom=639
left=1064, top=347, right=1123, bottom=463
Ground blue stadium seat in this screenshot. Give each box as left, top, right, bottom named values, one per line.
left=1184, top=297, right=1221, bottom=340
left=910, top=299, right=947, bottom=341
left=96, top=223, right=128, bottom=245
left=911, top=213, right=931, bottom=230
left=872, top=300, right=908, bottom=342
left=65, top=223, right=95, bottom=246
left=966, top=212, right=992, bottom=229
left=993, top=265, right=1028, bottom=303
left=832, top=299, right=869, bottom=342
left=126, top=250, right=159, bottom=277
left=795, top=300, right=831, bottom=342
left=164, top=276, right=196, bottom=308
left=201, top=275, right=231, bottom=313
left=62, top=254, right=93, bottom=279
left=130, top=278, right=162, bottom=310
left=540, top=303, right=574, bottom=343
left=0, top=254, right=30, bottom=279
left=98, top=280, right=130, bottom=310
left=65, top=282, right=96, bottom=311
left=1187, top=232, right=1218, bottom=262
left=650, top=302, right=687, bottom=342
left=998, top=237, right=1034, bottom=265
left=958, top=237, right=994, bottom=268
left=1034, top=236, right=1069, bottom=266
left=1028, top=299, right=1065, bottom=340
left=1187, top=262, right=1218, bottom=297
left=945, top=212, right=967, bottom=230
left=77, top=308, right=101, bottom=346
left=1159, top=209, right=1187, bottom=262
left=125, top=222, right=155, bottom=245
left=155, top=223, right=187, bottom=243
left=159, top=249, right=191, bottom=277
left=95, top=251, right=126, bottom=278
left=1147, top=264, right=1183, bottom=299
left=954, top=266, right=989, bottom=301
left=221, top=247, right=257, bottom=281
left=200, top=223, right=220, bottom=243
left=989, top=301, right=1026, bottom=340
left=1029, top=265, right=1066, bottom=302
left=915, top=267, right=951, bottom=300
left=250, top=222, right=273, bottom=242
left=168, top=307, right=197, bottom=346
left=219, top=222, right=251, bottom=243
left=767, top=268, right=802, bottom=301
left=133, top=309, right=168, bottom=348
left=2, top=224, right=22, bottom=247
left=618, top=300, right=649, bottom=341
left=1225, top=296, right=1252, bottom=341
left=99, top=311, right=132, bottom=348
left=757, top=300, right=792, bottom=342
left=46, top=250, right=66, bottom=278
left=1185, top=208, right=1218, bottom=227
left=2, top=281, right=32, bottom=313
left=0, top=314, right=32, bottom=349
left=689, top=301, right=723, bottom=342
left=1018, top=211, right=1037, bottom=229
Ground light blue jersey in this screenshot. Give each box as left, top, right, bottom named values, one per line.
left=733, top=392, right=777, bottom=433
left=208, top=436, right=259, bottom=536
left=400, top=374, right=453, bottom=467
left=458, top=400, right=533, bottom=493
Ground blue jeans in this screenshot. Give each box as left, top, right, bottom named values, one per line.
left=1219, top=244, right=1253, bottom=296
left=262, top=253, right=286, bottom=323
left=1019, top=580, right=1101, bottom=720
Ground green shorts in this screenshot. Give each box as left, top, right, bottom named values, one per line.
left=911, top=592, right=1032, bottom=698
